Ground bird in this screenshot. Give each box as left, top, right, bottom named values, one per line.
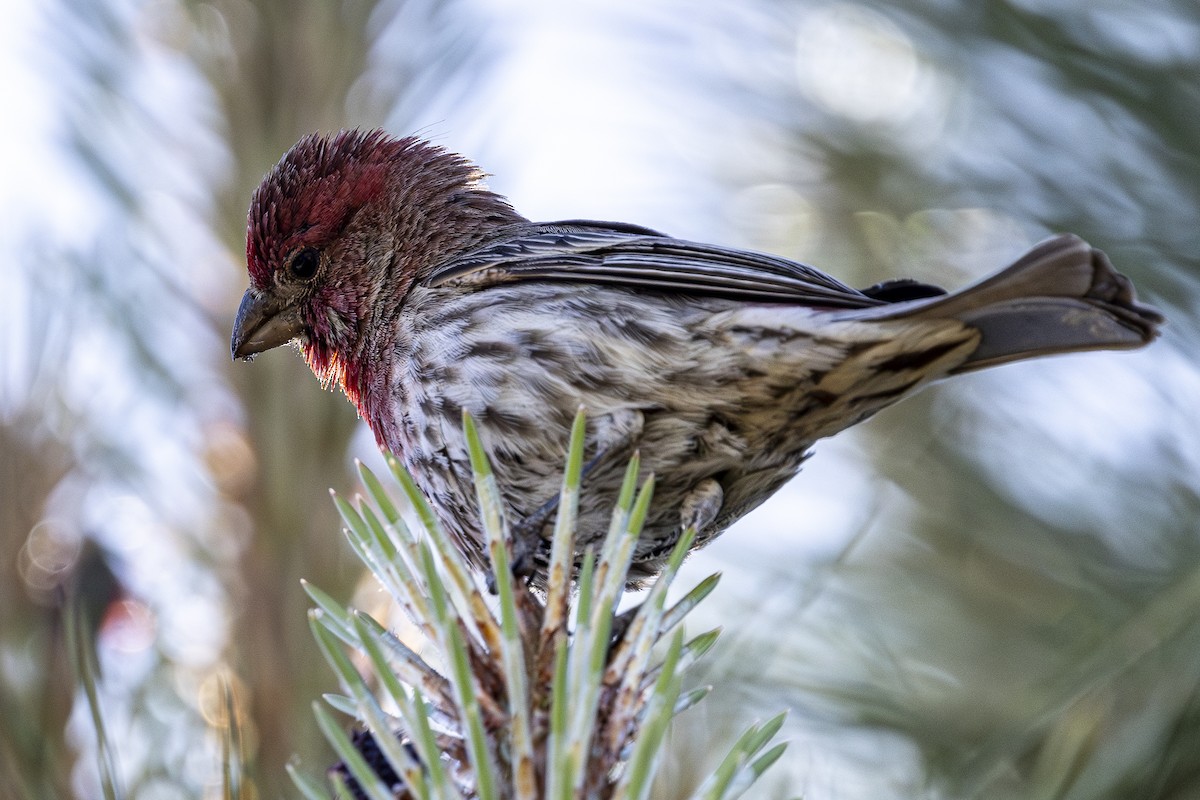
left=231, top=128, right=1162, bottom=586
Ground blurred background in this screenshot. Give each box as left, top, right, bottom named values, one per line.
left=2, top=0, right=1198, bottom=797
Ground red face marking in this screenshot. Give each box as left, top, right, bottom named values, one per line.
left=245, top=129, right=402, bottom=287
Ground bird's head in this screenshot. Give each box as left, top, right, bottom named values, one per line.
left=230, top=129, right=524, bottom=392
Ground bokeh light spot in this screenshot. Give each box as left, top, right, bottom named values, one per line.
left=795, top=4, right=920, bottom=123
left=19, top=518, right=81, bottom=600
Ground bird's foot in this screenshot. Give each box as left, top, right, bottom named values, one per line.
left=485, top=409, right=647, bottom=593
left=485, top=494, right=558, bottom=594
left=679, top=478, right=723, bottom=533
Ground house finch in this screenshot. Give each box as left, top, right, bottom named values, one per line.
left=231, top=129, right=1162, bottom=585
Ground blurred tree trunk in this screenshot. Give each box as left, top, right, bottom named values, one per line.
left=198, top=1, right=380, bottom=783
left=3, top=0, right=491, bottom=795
left=195, top=0, right=490, bottom=790
left=0, top=422, right=74, bottom=799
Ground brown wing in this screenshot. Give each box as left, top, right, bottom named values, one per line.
left=425, top=220, right=890, bottom=309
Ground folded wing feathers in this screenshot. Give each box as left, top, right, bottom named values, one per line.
left=428, top=227, right=1162, bottom=368
left=429, top=226, right=880, bottom=308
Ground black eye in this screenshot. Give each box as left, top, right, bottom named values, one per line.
left=290, top=247, right=320, bottom=280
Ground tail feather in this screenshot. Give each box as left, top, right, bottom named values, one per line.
left=864, top=234, right=1163, bottom=373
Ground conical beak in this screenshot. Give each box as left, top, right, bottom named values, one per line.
left=231, top=289, right=304, bottom=359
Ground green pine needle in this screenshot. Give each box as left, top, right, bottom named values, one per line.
left=66, top=592, right=123, bottom=800
left=300, top=410, right=786, bottom=798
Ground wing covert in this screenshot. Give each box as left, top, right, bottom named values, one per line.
left=425, top=220, right=887, bottom=309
